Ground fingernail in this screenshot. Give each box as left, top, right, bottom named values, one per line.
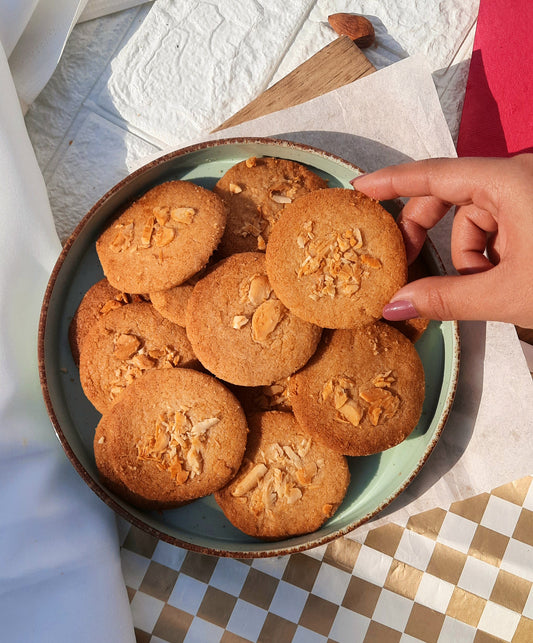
left=350, top=175, right=364, bottom=186
left=383, top=300, right=419, bottom=321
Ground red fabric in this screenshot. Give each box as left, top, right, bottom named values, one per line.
left=456, top=0, right=533, bottom=157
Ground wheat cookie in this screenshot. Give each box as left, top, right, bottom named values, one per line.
left=79, top=301, right=199, bottom=414
left=214, top=411, right=349, bottom=539
left=68, top=278, right=148, bottom=365
left=185, top=252, right=322, bottom=386
left=96, top=180, right=227, bottom=293
left=213, top=156, right=328, bottom=256
left=289, top=322, right=425, bottom=456
left=94, top=368, right=248, bottom=510
left=265, top=188, right=407, bottom=328
left=149, top=268, right=207, bottom=327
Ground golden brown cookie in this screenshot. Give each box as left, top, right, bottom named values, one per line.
left=79, top=301, right=199, bottom=414
left=289, top=322, right=425, bottom=456
left=185, top=252, right=322, bottom=386
left=69, top=278, right=147, bottom=365
left=214, top=156, right=328, bottom=256
left=265, top=188, right=407, bottom=328
left=149, top=268, right=206, bottom=327
left=94, top=368, right=248, bottom=510
left=214, top=411, right=349, bottom=539
left=96, top=180, right=227, bottom=294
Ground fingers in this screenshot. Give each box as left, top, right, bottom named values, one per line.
left=398, top=196, right=452, bottom=263
left=382, top=270, right=511, bottom=323
left=451, top=204, right=498, bottom=274
left=351, top=157, right=503, bottom=215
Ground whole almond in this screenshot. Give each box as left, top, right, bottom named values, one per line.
left=328, top=13, right=375, bottom=48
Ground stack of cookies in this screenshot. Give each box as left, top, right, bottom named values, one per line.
left=71, top=156, right=426, bottom=541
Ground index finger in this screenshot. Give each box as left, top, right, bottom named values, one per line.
left=350, top=157, right=503, bottom=216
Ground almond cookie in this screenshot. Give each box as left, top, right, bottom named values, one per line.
left=213, top=156, right=328, bottom=256
left=96, top=180, right=227, bottom=294
left=69, top=278, right=147, bottom=365
left=94, top=368, right=248, bottom=510
left=265, top=188, right=407, bottom=328
left=289, top=322, right=425, bottom=456
left=214, top=411, right=350, bottom=540
left=149, top=268, right=207, bottom=327
left=79, top=301, right=199, bottom=414
left=185, top=252, right=322, bottom=386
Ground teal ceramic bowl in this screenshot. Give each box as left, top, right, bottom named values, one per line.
left=38, top=137, right=460, bottom=557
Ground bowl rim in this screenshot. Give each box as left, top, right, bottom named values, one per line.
left=38, top=135, right=460, bottom=558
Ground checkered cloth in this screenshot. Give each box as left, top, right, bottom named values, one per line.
left=120, top=475, right=533, bottom=642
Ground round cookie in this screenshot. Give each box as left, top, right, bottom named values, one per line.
left=94, top=368, right=248, bottom=510
left=149, top=268, right=206, bottom=327
left=213, top=156, right=328, bottom=256
left=69, top=278, right=147, bottom=365
left=79, top=301, right=199, bottom=414
left=214, top=411, right=350, bottom=540
left=96, top=180, right=227, bottom=293
left=185, top=252, right=322, bottom=386
left=289, top=322, right=425, bottom=456
left=265, top=188, right=407, bottom=328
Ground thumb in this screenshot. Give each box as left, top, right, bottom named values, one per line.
left=383, top=271, right=508, bottom=323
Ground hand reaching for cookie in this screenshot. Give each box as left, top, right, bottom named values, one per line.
left=351, top=154, right=533, bottom=328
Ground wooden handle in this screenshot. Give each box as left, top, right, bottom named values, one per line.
left=213, top=36, right=376, bottom=132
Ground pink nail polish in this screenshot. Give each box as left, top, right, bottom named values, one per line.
left=350, top=175, right=364, bottom=186
left=383, top=300, right=419, bottom=321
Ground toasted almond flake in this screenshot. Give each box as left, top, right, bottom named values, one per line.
left=232, top=463, right=268, bottom=497
left=130, top=353, right=155, bottom=370
left=333, top=387, right=349, bottom=410
left=113, top=333, right=141, bottom=360
left=191, top=417, right=219, bottom=435
left=245, top=156, right=257, bottom=168
left=338, top=399, right=363, bottom=426
left=286, top=487, right=302, bottom=504
left=140, top=216, right=155, bottom=248
left=97, top=436, right=105, bottom=444
left=248, top=274, right=271, bottom=306
left=229, top=182, right=242, bottom=194
left=251, top=299, right=284, bottom=342
left=99, top=299, right=123, bottom=315
left=232, top=315, right=249, bottom=329
left=361, top=254, right=382, bottom=269
left=322, top=378, right=335, bottom=401
left=270, top=192, right=292, bottom=204
left=257, top=234, right=266, bottom=250
left=154, top=226, right=175, bottom=247
left=153, top=206, right=170, bottom=226
left=170, top=207, right=195, bottom=224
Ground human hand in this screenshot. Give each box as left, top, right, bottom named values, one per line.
left=350, top=154, right=533, bottom=328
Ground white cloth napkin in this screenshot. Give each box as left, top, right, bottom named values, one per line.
left=0, top=3, right=134, bottom=642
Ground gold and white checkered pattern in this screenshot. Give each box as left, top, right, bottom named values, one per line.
left=119, top=475, right=533, bottom=642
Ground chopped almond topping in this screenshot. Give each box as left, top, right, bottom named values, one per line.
left=113, top=333, right=141, bottom=360
left=229, top=183, right=242, bottom=194
left=245, top=156, right=257, bottom=168
left=140, top=216, right=155, bottom=248
left=170, top=207, right=196, bottom=224
left=232, top=315, right=249, bottom=330
left=136, top=410, right=219, bottom=483
left=251, top=299, right=284, bottom=342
